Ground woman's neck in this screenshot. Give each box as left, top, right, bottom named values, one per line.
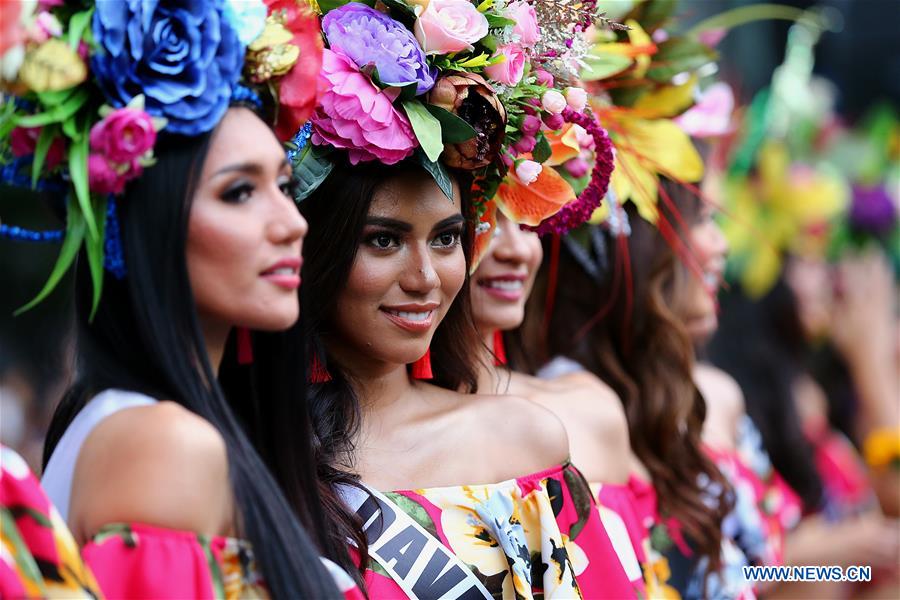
left=199, top=317, right=230, bottom=373
left=475, top=326, right=504, bottom=394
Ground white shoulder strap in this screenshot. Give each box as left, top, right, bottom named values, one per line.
left=338, top=483, right=492, bottom=600
left=42, top=389, right=157, bottom=521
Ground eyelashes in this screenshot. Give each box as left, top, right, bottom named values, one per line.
left=363, top=227, right=463, bottom=251
left=219, top=175, right=298, bottom=204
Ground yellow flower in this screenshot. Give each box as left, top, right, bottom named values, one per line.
left=19, top=38, right=86, bottom=92
left=244, top=16, right=300, bottom=83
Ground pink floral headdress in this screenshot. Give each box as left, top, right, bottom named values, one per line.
left=292, top=0, right=619, bottom=261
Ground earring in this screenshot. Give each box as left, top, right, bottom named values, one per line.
left=493, top=330, right=507, bottom=366
left=237, top=327, right=254, bottom=365
left=411, top=348, right=433, bottom=379
left=309, top=352, right=332, bottom=383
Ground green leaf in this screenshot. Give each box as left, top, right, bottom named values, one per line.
left=292, top=147, right=334, bottom=202
left=486, top=14, right=516, bottom=28
left=318, top=0, right=373, bottom=14
left=629, top=0, right=677, bottom=31
left=532, top=134, right=551, bottom=163
left=402, top=100, right=444, bottom=163
left=17, top=88, right=90, bottom=128
left=68, top=128, right=98, bottom=240
left=645, top=38, right=717, bottom=83
left=580, top=52, right=633, bottom=81
left=14, top=199, right=85, bottom=316
left=31, top=125, right=56, bottom=188
left=68, top=8, right=94, bottom=50
left=414, top=149, right=453, bottom=201
left=425, top=104, right=476, bottom=143
left=85, top=195, right=107, bottom=320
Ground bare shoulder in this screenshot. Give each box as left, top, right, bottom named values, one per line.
left=519, top=371, right=632, bottom=483
left=69, top=401, right=233, bottom=543
left=467, top=391, right=571, bottom=471
left=695, top=362, right=745, bottom=450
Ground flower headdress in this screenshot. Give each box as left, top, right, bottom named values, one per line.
left=291, top=0, right=621, bottom=268
left=1, top=0, right=323, bottom=316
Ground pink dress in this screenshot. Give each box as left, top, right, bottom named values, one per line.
left=360, top=462, right=639, bottom=599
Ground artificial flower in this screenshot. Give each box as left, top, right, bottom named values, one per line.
left=848, top=184, right=897, bottom=234
left=426, top=72, right=506, bottom=170
left=19, top=38, right=87, bottom=92
left=89, top=103, right=162, bottom=165
left=91, top=0, right=243, bottom=136
left=505, top=0, right=540, bottom=46
left=312, top=49, right=417, bottom=165
left=515, top=159, right=542, bottom=185
left=673, top=82, right=735, bottom=138
left=87, top=154, right=134, bottom=196
left=245, top=16, right=300, bottom=83
left=265, top=0, right=324, bottom=141
left=541, top=89, right=567, bottom=114
left=224, top=0, right=268, bottom=47
left=564, top=86, right=588, bottom=112
left=414, top=0, right=489, bottom=55
left=484, top=44, right=527, bottom=86
left=0, top=0, right=24, bottom=61
left=323, top=3, right=435, bottom=95
left=9, top=126, right=65, bottom=171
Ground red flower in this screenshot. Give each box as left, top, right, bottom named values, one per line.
left=265, top=0, right=324, bottom=141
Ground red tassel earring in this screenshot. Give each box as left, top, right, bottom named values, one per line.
left=309, top=353, right=332, bottom=383
left=237, top=327, right=254, bottom=365
left=411, top=348, right=433, bottom=380
left=493, top=330, right=507, bottom=366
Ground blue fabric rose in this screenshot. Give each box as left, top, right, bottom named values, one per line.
left=91, top=0, right=243, bottom=136
left=323, top=3, right=436, bottom=95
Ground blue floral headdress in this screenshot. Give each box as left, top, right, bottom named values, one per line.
left=1, top=0, right=322, bottom=316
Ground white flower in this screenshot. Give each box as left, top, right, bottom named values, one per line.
left=541, top=89, right=567, bottom=114
left=515, top=159, right=542, bottom=185
left=225, top=0, right=268, bottom=47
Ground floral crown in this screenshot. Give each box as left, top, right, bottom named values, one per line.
left=0, top=0, right=323, bottom=316
left=291, top=0, right=621, bottom=264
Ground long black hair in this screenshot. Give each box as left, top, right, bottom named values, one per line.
left=708, top=275, right=825, bottom=510
left=43, top=121, right=342, bottom=597
left=297, top=159, right=481, bottom=575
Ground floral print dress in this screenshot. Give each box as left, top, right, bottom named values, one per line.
left=361, top=462, right=639, bottom=599
left=1, top=445, right=101, bottom=599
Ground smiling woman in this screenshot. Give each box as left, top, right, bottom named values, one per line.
left=297, top=159, right=637, bottom=598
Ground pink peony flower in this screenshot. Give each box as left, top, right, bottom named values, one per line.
left=88, top=154, right=134, bottom=195
left=90, top=107, right=158, bottom=164
left=564, top=86, right=587, bottom=112
left=505, top=1, right=540, bottom=46
left=311, top=49, right=416, bottom=165
left=10, top=126, right=65, bottom=170
left=515, top=159, right=542, bottom=185
left=414, top=0, right=488, bottom=55
left=484, top=44, right=526, bottom=86
left=541, top=90, right=567, bottom=114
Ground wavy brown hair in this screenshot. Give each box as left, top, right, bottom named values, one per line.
left=518, top=182, right=733, bottom=576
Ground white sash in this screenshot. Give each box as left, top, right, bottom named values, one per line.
left=338, top=483, right=492, bottom=600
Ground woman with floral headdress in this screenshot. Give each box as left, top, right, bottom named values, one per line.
left=2, top=1, right=362, bottom=598
left=286, top=1, right=639, bottom=597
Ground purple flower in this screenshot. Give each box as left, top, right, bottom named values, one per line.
left=323, top=3, right=436, bottom=95
left=849, top=184, right=897, bottom=234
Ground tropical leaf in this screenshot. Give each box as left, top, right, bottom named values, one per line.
left=384, top=492, right=440, bottom=541
left=31, top=125, right=56, bottom=188
left=532, top=134, right=552, bottom=163
left=646, top=38, right=717, bottom=83
left=414, top=149, right=454, bottom=201
left=67, top=8, right=94, bottom=50
left=85, top=195, right=107, bottom=320
left=68, top=127, right=98, bottom=240
left=632, top=74, right=698, bottom=118
left=580, top=51, right=633, bottom=81
left=17, top=88, right=90, bottom=128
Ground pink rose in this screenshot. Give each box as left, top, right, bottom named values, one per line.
left=88, top=154, right=133, bottom=195
left=541, top=89, right=567, bottom=114
left=534, top=69, right=554, bottom=87
left=484, top=44, right=526, bottom=86
left=90, top=107, right=158, bottom=164
left=312, top=49, right=416, bottom=165
left=521, top=115, right=541, bottom=135
left=505, top=1, right=539, bottom=46
left=515, top=159, right=542, bottom=185
left=10, top=126, right=65, bottom=170
left=414, top=0, right=489, bottom=55
left=564, top=87, right=587, bottom=112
